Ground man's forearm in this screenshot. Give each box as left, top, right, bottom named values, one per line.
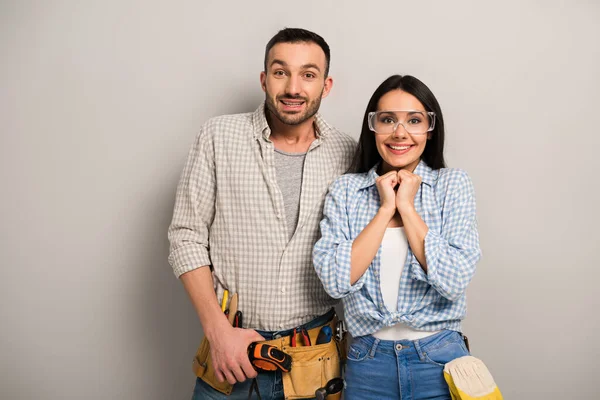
left=180, top=266, right=231, bottom=340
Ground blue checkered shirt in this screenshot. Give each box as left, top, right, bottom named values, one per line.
left=313, top=161, right=481, bottom=338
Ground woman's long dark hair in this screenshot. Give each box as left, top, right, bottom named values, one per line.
left=348, top=75, right=446, bottom=173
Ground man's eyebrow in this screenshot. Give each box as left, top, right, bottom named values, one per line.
left=301, top=63, right=321, bottom=72
left=270, top=59, right=287, bottom=67
left=269, top=60, right=322, bottom=72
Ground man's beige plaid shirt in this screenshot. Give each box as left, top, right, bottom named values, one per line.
left=168, top=103, right=356, bottom=331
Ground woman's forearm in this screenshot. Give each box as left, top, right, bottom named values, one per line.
left=399, top=204, right=429, bottom=272
left=350, top=209, right=393, bottom=284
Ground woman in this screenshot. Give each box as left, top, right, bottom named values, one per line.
left=313, top=75, right=481, bottom=399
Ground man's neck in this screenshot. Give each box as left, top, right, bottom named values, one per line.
left=266, top=112, right=317, bottom=153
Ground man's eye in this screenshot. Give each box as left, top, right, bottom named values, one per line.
left=274, top=70, right=285, bottom=76
left=305, top=73, right=316, bottom=79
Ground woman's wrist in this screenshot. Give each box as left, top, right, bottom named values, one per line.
left=378, top=206, right=396, bottom=220
left=397, top=200, right=416, bottom=215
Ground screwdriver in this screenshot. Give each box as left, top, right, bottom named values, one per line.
left=221, top=290, right=229, bottom=312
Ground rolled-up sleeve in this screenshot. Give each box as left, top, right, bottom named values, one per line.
left=168, top=127, right=216, bottom=278
left=411, top=170, right=481, bottom=301
left=313, top=178, right=367, bottom=299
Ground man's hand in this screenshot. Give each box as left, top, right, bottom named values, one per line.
left=207, top=323, right=265, bottom=384
left=396, top=169, right=421, bottom=214
left=179, top=268, right=266, bottom=385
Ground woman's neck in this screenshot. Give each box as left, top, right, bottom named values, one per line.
left=379, top=159, right=420, bottom=175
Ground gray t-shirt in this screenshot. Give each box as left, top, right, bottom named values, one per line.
left=274, top=148, right=307, bottom=240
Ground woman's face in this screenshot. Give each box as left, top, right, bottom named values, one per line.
left=374, top=90, right=430, bottom=173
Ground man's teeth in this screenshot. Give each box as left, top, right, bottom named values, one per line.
left=282, top=101, right=303, bottom=105
left=389, top=145, right=410, bottom=150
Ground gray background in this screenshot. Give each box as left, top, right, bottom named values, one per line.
left=1, top=0, right=599, bottom=399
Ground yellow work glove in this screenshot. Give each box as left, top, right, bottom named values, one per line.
left=443, top=356, right=503, bottom=400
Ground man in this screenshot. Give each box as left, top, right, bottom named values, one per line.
left=168, top=28, right=355, bottom=399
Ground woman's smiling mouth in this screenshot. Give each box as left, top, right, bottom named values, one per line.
left=386, top=143, right=413, bottom=155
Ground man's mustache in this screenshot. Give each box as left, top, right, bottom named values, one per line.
left=277, top=95, right=307, bottom=102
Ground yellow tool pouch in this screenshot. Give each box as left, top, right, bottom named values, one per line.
left=191, top=293, right=239, bottom=395
left=275, top=317, right=345, bottom=400
left=280, top=337, right=342, bottom=399
left=192, top=335, right=234, bottom=395
left=191, top=313, right=346, bottom=399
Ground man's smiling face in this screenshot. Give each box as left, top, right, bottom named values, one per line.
left=260, top=42, right=332, bottom=126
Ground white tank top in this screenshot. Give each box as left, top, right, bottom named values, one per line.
left=373, top=227, right=439, bottom=341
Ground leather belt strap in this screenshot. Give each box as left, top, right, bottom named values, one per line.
left=258, top=316, right=338, bottom=351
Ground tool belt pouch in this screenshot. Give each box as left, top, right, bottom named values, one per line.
left=192, top=336, right=234, bottom=395
left=191, top=291, right=240, bottom=395
left=281, top=338, right=342, bottom=399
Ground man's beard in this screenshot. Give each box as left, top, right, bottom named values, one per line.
left=264, top=91, right=323, bottom=126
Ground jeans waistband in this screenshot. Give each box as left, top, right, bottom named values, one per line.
left=355, top=329, right=461, bottom=354
left=256, top=308, right=336, bottom=340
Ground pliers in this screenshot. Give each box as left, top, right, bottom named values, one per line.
left=224, top=310, right=243, bottom=328
left=291, top=327, right=311, bottom=347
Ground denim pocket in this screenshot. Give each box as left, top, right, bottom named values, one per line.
left=347, top=337, right=370, bottom=362
left=422, top=331, right=469, bottom=367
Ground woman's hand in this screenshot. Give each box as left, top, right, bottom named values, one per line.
left=396, top=169, right=421, bottom=214
left=376, top=171, right=399, bottom=218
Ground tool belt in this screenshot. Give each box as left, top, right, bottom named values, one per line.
left=192, top=314, right=346, bottom=399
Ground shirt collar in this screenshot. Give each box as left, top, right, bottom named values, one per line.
left=358, top=160, right=438, bottom=189
left=413, top=160, right=437, bottom=186
left=251, top=102, right=331, bottom=141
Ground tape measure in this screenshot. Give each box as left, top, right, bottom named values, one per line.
left=247, top=342, right=292, bottom=373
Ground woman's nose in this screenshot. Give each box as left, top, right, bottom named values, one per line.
left=392, top=122, right=408, bottom=138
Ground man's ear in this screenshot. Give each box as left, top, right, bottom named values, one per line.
left=321, top=76, right=333, bottom=99
left=260, top=71, right=267, bottom=93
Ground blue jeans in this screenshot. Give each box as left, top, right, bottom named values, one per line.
left=344, top=330, right=469, bottom=400
left=192, top=309, right=336, bottom=400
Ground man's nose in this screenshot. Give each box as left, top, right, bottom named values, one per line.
left=285, top=76, right=301, bottom=96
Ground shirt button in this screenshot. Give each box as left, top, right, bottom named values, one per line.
left=374, top=270, right=379, bottom=276
left=281, top=287, right=286, bottom=294
left=276, top=213, right=283, bottom=219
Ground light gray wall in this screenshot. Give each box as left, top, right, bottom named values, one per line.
left=1, top=1, right=598, bottom=399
